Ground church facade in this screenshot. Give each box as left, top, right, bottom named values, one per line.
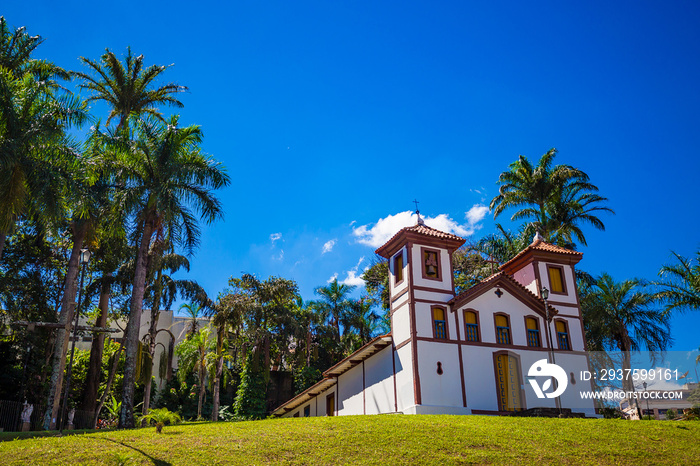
left=272, top=218, right=596, bottom=417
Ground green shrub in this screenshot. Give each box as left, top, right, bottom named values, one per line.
left=139, top=408, right=182, bottom=433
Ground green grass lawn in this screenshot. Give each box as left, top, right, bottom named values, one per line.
left=0, top=415, right=698, bottom=465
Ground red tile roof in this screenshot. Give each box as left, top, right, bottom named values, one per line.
left=500, top=238, right=582, bottom=272
left=375, top=222, right=466, bottom=257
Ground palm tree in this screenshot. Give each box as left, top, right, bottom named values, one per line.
left=176, top=327, right=214, bottom=419
left=313, top=278, right=355, bottom=341
left=44, top=133, right=119, bottom=430
left=111, top=116, right=229, bottom=428
left=73, top=47, right=186, bottom=131
left=542, top=183, right=614, bottom=247
left=489, top=148, right=613, bottom=247
left=141, top=246, right=206, bottom=420
left=139, top=407, right=182, bottom=433
left=180, top=302, right=203, bottom=339
left=342, top=298, right=380, bottom=345
left=656, top=250, right=700, bottom=315
left=0, top=63, right=87, bottom=261
left=580, top=273, right=671, bottom=392
left=207, top=293, right=243, bottom=421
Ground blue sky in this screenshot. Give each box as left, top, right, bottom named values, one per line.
left=5, top=1, right=700, bottom=352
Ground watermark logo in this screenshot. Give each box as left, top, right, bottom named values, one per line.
left=528, top=359, right=568, bottom=399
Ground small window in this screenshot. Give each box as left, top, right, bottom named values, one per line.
left=393, top=252, right=404, bottom=284
left=464, top=310, right=479, bottom=342
left=548, top=266, right=565, bottom=294
left=526, top=317, right=540, bottom=347
left=304, top=405, right=310, bottom=417
left=433, top=307, right=447, bottom=339
left=495, top=315, right=511, bottom=345
left=556, top=320, right=570, bottom=350
left=423, top=250, right=440, bottom=279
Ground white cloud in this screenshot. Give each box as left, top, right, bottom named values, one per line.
left=466, top=204, right=489, bottom=227
left=270, top=232, right=282, bottom=244
left=353, top=211, right=484, bottom=248
left=327, top=273, right=338, bottom=283
left=339, top=256, right=366, bottom=287
left=272, top=249, right=284, bottom=261
left=322, top=239, right=337, bottom=254
left=341, top=269, right=366, bottom=287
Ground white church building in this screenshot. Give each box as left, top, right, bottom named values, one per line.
left=272, top=217, right=596, bottom=418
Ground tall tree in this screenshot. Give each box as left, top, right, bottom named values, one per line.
left=44, top=133, right=118, bottom=430
left=489, top=148, right=613, bottom=247
left=0, top=16, right=69, bottom=79
left=656, top=250, right=700, bottom=315
left=0, top=56, right=86, bottom=261
left=180, top=302, right=203, bottom=339
left=580, top=273, right=671, bottom=392
left=208, top=293, right=243, bottom=421
left=231, top=274, right=298, bottom=418
left=73, top=47, right=186, bottom=131
left=141, top=246, right=206, bottom=419
left=175, top=327, right=214, bottom=419
left=313, top=278, right=355, bottom=341
left=109, top=116, right=229, bottom=428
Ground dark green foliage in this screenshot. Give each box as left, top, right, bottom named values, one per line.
left=293, top=365, right=322, bottom=396
left=233, top=353, right=267, bottom=420
left=656, top=250, right=700, bottom=315
left=157, top=372, right=208, bottom=420
left=361, top=257, right=389, bottom=312
left=599, top=407, right=626, bottom=419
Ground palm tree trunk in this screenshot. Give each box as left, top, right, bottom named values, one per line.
left=198, top=363, right=206, bottom=419
left=120, top=216, right=155, bottom=428
left=93, top=339, right=124, bottom=428
left=142, top=267, right=163, bottom=420
left=165, top=338, right=174, bottom=383
left=212, top=325, right=224, bottom=421
left=43, top=221, right=88, bottom=430
left=80, top=277, right=111, bottom=413
left=618, top=327, right=642, bottom=418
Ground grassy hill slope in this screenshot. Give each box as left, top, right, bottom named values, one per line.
left=1, top=415, right=698, bottom=465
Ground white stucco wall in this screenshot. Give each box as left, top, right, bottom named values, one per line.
left=462, top=346, right=500, bottom=411
left=512, top=263, right=537, bottom=294
left=456, top=289, right=549, bottom=348
left=395, top=344, right=415, bottom=412
left=410, top=244, right=452, bottom=291
left=537, top=262, right=577, bottom=305
left=317, top=386, right=336, bottom=416
left=417, top=341, right=463, bottom=408
left=338, top=363, right=364, bottom=415
left=392, top=304, right=411, bottom=344
left=364, top=346, right=395, bottom=414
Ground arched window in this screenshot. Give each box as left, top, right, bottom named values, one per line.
left=495, top=314, right=511, bottom=345
left=464, top=310, right=479, bottom=342
left=525, top=317, right=540, bottom=347
left=433, top=306, right=447, bottom=339
left=555, top=320, right=571, bottom=350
